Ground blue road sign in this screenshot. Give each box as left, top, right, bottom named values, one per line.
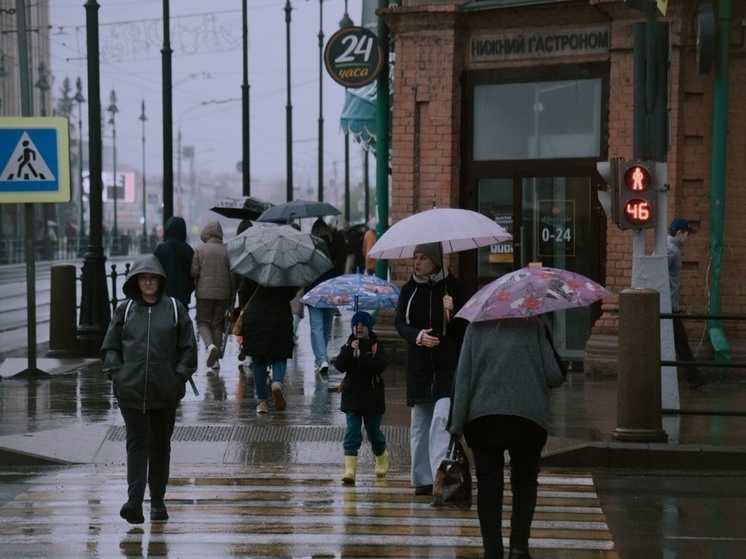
left=0, top=117, right=71, bottom=203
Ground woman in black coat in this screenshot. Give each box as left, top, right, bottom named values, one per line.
left=238, top=277, right=297, bottom=413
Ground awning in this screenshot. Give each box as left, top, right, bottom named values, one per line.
left=339, top=67, right=392, bottom=154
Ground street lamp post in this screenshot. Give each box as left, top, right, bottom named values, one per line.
left=139, top=99, right=148, bottom=253
left=35, top=62, right=54, bottom=260
left=284, top=0, right=294, bottom=202
left=339, top=3, right=354, bottom=222
left=318, top=0, right=324, bottom=202
left=78, top=0, right=111, bottom=358
left=34, top=62, right=50, bottom=116
left=107, top=88, right=119, bottom=255
left=74, top=77, right=85, bottom=253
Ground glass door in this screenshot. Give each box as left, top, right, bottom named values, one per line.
left=476, top=174, right=597, bottom=363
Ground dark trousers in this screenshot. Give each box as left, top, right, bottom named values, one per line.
left=469, top=416, right=547, bottom=558
left=673, top=314, right=700, bottom=378
left=120, top=407, right=176, bottom=503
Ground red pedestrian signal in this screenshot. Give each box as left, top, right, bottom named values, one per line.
left=618, top=160, right=656, bottom=229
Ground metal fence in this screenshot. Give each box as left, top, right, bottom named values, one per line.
left=660, top=311, right=746, bottom=417
left=0, top=234, right=156, bottom=265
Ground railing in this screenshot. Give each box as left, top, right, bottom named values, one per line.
left=660, top=311, right=746, bottom=417
left=0, top=234, right=155, bottom=265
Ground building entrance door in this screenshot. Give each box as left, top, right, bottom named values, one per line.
left=475, top=172, right=603, bottom=367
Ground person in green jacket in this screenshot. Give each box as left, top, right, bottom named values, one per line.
left=101, top=254, right=198, bottom=524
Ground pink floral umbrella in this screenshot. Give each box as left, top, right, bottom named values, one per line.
left=455, top=267, right=612, bottom=322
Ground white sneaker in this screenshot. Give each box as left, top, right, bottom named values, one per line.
left=206, top=344, right=219, bottom=368
left=256, top=401, right=268, bottom=414
left=319, top=361, right=329, bottom=375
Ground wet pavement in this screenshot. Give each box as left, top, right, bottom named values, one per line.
left=1, top=310, right=745, bottom=557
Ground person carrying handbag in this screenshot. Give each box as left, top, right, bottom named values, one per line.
left=448, top=317, right=566, bottom=559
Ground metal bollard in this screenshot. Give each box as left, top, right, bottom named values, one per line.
left=613, top=288, right=668, bottom=442
left=47, top=264, right=79, bottom=357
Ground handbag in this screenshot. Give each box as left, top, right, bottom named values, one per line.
left=232, top=285, right=261, bottom=336
left=431, top=437, right=472, bottom=510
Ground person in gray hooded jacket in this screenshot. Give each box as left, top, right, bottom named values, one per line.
left=101, top=254, right=198, bottom=525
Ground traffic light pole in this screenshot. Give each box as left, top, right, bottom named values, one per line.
left=625, top=1, right=680, bottom=413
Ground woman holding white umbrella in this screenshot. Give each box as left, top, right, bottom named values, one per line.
left=394, top=242, right=468, bottom=496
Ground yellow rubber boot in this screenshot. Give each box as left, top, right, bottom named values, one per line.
left=342, top=456, right=358, bottom=485
left=375, top=449, right=390, bottom=477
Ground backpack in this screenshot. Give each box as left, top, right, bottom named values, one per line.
left=123, top=296, right=178, bottom=325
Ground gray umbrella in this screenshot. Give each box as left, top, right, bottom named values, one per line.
left=255, top=199, right=341, bottom=223
left=225, top=224, right=333, bottom=287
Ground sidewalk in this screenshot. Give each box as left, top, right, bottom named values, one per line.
left=1, top=309, right=745, bottom=469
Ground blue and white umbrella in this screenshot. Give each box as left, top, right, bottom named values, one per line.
left=300, top=273, right=400, bottom=312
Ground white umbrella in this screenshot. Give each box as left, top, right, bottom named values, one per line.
left=225, top=224, right=333, bottom=287
left=367, top=208, right=512, bottom=260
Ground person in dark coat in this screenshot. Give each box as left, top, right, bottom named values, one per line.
left=395, top=242, right=468, bottom=496
left=237, top=277, right=297, bottom=413
left=101, top=255, right=198, bottom=525
left=334, top=311, right=389, bottom=484
left=154, top=216, right=195, bottom=309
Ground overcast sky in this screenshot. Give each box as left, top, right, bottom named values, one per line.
left=48, top=0, right=370, bottom=204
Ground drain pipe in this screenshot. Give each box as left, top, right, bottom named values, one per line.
left=707, top=0, right=732, bottom=362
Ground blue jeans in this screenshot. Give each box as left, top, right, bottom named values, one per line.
left=469, top=416, right=547, bottom=558
left=343, top=411, right=386, bottom=456
left=252, top=358, right=286, bottom=402
left=308, top=307, right=335, bottom=366
left=120, top=407, right=176, bottom=503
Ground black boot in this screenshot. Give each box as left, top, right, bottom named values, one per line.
left=120, top=499, right=144, bottom=524
left=508, top=549, right=532, bottom=559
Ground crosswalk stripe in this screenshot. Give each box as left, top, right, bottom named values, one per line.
left=0, top=466, right=618, bottom=557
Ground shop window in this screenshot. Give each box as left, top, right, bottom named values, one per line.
left=473, top=79, right=602, bottom=161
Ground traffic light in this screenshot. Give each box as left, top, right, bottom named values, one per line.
left=618, top=160, right=656, bottom=230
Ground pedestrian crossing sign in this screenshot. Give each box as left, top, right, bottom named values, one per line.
left=0, top=117, right=71, bottom=203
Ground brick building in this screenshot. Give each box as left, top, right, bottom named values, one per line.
left=378, top=0, right=746, bottom=373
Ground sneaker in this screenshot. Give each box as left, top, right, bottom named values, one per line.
left=211, top=359, right=220, bottom=371
left=238, top=346, right=246, bottom=362
left=150, top=501, right=168, bottom=522
left=271, top=381, right=286, bottom=411
left=206, top=344, right=219, bottom=368
left=120, top=499, right=144, bottom=524
left=256, top=401, right=268, bottom=414
left=319, top=361, right=329, bottom=375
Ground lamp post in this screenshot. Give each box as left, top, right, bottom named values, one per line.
left=139, top=99, right=148, bottom=253
left=317, top=0, right=324, bottom=202
left=74, top=77, right=85, bottom=252
left=241, top=0, right=250, bottom=195
left=35, top=62, right=54, bottom=260
left=284, top=0, right=294, bottom=202
left=78, top=0, right=111, bottom=358
left=34, top=62, right=50, bottom=116
left=107, top=88, right=119, bottom=255
left=339, top=2, right=354, bottom=222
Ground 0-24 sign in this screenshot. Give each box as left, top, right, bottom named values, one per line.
left=324, top=26, right=382, bottom=88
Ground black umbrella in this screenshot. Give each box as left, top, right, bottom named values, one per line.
left=255, top=199, right=341, bottom=223
left=210, top=196, right=274, bottom=220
